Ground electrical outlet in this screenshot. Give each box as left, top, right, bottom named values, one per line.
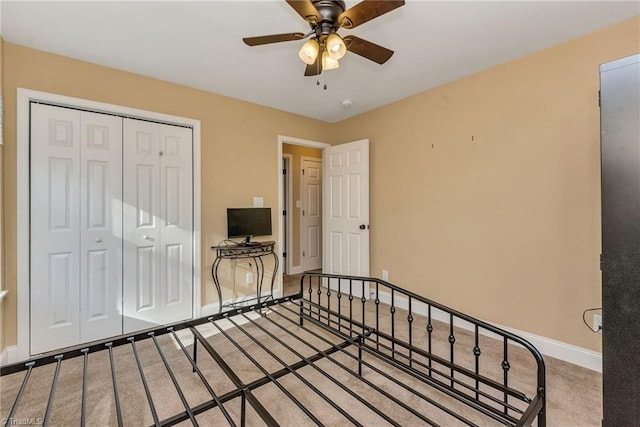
left=246, top=272, right=254, bottom=284
left=382, top=270, right=389, bottom=281
left=593, top=314, right=602, bottom=332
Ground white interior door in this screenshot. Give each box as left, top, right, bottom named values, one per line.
left=123, top=119, right=193, bottom=332
left=323, top=139, right=370, bottom=297
left=80, top=111, right=123, bottom=342
left=30, top=104, right=82, bottom=354
left=301, top=158, right=322, bottom=272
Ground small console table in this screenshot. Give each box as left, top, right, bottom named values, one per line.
left=211, top=241, right=278, bottom=313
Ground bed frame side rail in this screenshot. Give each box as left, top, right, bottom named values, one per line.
left=299, top=273, right=546, bottom=427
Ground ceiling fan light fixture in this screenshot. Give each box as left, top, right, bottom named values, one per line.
left=244, top=0, right=404, bottom=76
left=326, top=33, right=347, bottom=60
left=322, top=51, right=339, bottom=71
left=298, top=39, right=320, bottom=65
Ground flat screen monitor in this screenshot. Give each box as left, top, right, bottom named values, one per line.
left=227, top=208, right=272, bottom=245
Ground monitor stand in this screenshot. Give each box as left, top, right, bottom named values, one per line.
left=240, top=236, right=260, bottom=247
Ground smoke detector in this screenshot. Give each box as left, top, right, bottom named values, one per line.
left=341, top=99, right=353, bottom=108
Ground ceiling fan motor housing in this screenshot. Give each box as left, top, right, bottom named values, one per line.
left=310, top=0, right=346, bottom=37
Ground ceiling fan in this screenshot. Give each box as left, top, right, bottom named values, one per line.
left=243, top=0, right=405, bottom=76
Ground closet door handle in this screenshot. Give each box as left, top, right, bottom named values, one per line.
left=143, top=235, right=154, bottom=241
left=95, top=238, right=103, bottom=243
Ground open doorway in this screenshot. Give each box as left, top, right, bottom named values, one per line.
left=277, top=136, right=329, bottom=297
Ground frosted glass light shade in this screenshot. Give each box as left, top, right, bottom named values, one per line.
left=298, top=39, right=320, bottom=65
left=326, top=33, right=347, bottom=60
left=322, top=51, right=339, bottom=70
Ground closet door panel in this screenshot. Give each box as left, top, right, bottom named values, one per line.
left=80, top=111, right=123, bottom=342
left=159, top=125, right=193, bottom=319
left=30, top=104, right=82, bottom=354
left=136, top=246, right=156, bottom=310
left=122, top=119, right=194, bottom=332
left=123, top=119, right=162, bottom=332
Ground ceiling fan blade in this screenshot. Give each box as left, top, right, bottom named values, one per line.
left=286, top=0, right=321, bottom=24
left=243, top=33, right=305, bottom=46
left=343, top=35, right=394, bottom=64
left=338, top=0, right=405, bottom=29
left=304, top=54, right=323, bottom=76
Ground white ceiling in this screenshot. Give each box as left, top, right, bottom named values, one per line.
left=1, top=1, right=638, bottom=122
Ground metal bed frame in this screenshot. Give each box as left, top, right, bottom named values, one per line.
left=1, top=273, right=545, bottom=426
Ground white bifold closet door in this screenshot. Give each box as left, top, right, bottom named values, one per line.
left=122, top=118, right=193, bottom=332
left=30, top=105, right=194, bottom=355
left=30, top=104, right=123, bottom=355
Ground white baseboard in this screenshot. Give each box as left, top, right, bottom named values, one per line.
left=200, top=290, right=284, bottom=318
left=1, top=345, right=18, bottom=366
left=201, top=302, right=221, bottom=317
left=494, top=323, right=602, bottom=372
left=2, top=291, right=288, bottom=366
left=289, top=266, right=303, bottom=275
left=375, top=290, right=602, bottom=372
left=3, top=291, right=600, bottom=372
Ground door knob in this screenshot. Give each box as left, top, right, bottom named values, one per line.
left=95, top=237, right=102, bottom=243
left=359, top=224, right=366, bottom=230
left=143, top=235, right=153, bottom=241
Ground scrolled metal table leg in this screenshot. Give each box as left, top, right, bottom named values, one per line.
left=212, top=256, right=223, bottom=313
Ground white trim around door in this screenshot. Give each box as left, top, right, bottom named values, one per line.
left=277, top=136, right=330, bottom=292
left=16, top=88, right=202, bottom=361
left=282, top=153, right=293, bottom=275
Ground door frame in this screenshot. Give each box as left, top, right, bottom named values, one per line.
left=282, top=154, right=293, bottom=274
left=277, top=136, right=330, bottom=292
left=16, top=88, right=202, bottom=360
left=300, top=156, right=322, bottom=272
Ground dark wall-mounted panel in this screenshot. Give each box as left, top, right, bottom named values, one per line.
left=600, top=53, right=640, bottom=427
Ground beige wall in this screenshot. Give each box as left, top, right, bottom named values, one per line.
left=1, top=43, right=334, bottom=348
left=1, top=16, right=638, bottom=354
left=331, top=16, right=640, bottom=352
left=282, top=144, right=322, bottom=269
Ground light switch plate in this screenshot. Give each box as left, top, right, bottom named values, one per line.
left=253, top=197, right=264, bottom=207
